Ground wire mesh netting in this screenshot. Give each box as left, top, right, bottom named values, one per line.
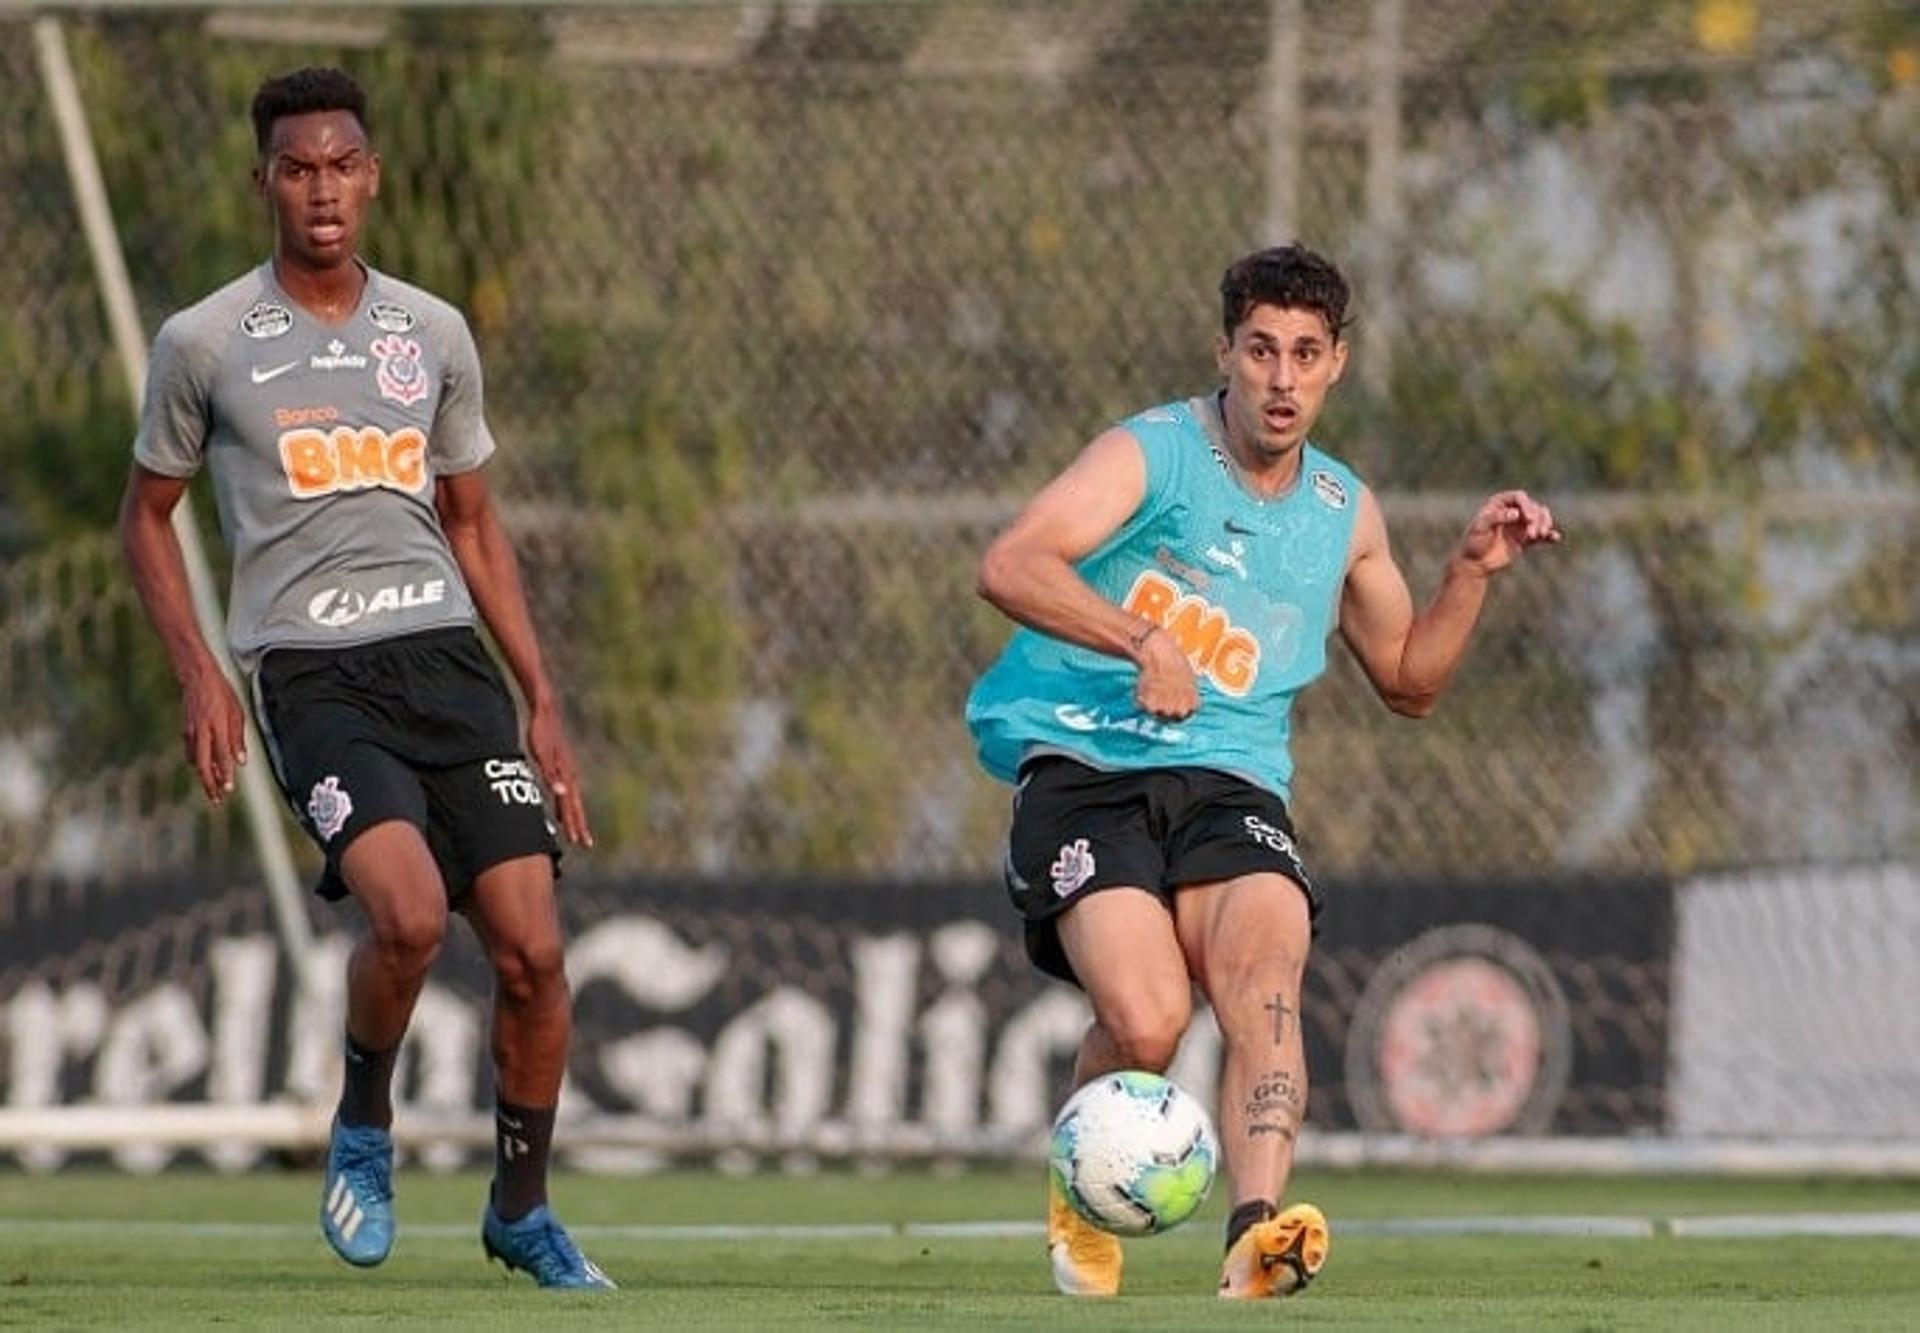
left=1, top=1, right=1915, bottom=886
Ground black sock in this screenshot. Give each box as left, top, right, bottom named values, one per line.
left=1226, top=1198, right=1279, bottom=1252
left=491, top=1098, right=557, bottom=1222
left=337, top=1033, right=397, bottom=1130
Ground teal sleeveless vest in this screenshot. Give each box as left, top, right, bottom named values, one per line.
left=965, top=394, right=1363, bottom=801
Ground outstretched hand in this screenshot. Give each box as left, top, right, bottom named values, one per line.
left=1455, top=489, right=1561, bottom=575
left=526, top=702, right=594, bottom=848
left=181, top=668, right=247, bottom=804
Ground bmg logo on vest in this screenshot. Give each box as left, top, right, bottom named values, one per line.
left=1122, top=570, right=1261, bottom=695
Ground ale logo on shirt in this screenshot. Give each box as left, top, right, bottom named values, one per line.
left=278, top=424, right=428, bottom=497
left=1122, top=569, right=1262, bottom=696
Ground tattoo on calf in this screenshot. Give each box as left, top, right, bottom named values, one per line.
left=1263, top=993, right=1294, bottom=1045
left=1243, top=1068, right=1304, bottom=1140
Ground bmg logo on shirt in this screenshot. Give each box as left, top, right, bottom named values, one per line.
left=1122, top=570, right=1262, bottom=695
left=279, top=424, right=428, bottom=497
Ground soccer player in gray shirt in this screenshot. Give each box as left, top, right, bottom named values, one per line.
left=118, top=67, right=611, bottom=1289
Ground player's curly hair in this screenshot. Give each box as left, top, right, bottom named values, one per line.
left=1220, top=244, right=1352, bottom=340
left=251, top=67, right=369, bottom=157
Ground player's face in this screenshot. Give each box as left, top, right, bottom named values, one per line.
left=255, top=110, right=380, bottom=271
left=1214, top=304, right=1348, bottom=470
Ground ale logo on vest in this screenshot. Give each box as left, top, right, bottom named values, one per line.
left=1122, top=570, right=1261, bottom=696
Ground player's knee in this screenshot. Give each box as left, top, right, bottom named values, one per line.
left=370, top=902, right=447, bottom=974
left=490, top=935, right=567, bottom=1008
left=1099, top=996, right=1190, bottom=1072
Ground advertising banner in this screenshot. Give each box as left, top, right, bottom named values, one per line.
left=0, top=871, right=1671, bottom=1168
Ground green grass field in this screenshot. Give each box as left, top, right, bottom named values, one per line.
left=4, top=1167, right=1919, bottom=1329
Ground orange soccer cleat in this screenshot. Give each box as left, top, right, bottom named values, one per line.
left=1047, top=1175, right=1123, bottom=1297
left=1218, top=1201, right=1330, bottom=1299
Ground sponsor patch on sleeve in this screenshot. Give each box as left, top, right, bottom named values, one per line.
left=1309, top=469, right=1349, bottom=510
left=241, top=302, right=293, bottom=339
left=367, top=300, right=417, bottom=333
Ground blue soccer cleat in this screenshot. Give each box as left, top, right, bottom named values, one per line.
left=482, top=1203, right=616, bottom=1289
left=320, top=1119, right=395, bottom=1267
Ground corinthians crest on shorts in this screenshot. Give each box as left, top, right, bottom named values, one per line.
left=1050, top=838, right=1096, bottom=896
left=307, top=775, right=354, bottom=841
left=371, top=333, right=430, bottom=406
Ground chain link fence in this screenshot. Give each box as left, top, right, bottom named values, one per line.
left=1, top=1, right=1915, bottom=886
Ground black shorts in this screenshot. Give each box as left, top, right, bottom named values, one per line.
left=252, top=626, right=560, bottom=902
left=1004, top=755, right=1319, bottom=986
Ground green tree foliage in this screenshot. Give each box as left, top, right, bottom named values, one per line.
left=0, top=19, right=600, bottom=816
left=5, top=5, right=1914, bottom=876
left=566, top=390, right=751, bottom=862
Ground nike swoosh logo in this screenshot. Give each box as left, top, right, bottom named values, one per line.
left=251, top=361, right=299, bottom=384
left=1224, top=519, right=1258, bottom=535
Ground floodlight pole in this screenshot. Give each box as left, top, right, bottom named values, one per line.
left=33, top=17, right=321, bottom=1004
left=1263, top=0, right=1303, bottom=245
left=1363, top=0, right=1404, bottom=396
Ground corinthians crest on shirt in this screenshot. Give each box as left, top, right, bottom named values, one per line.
left=371, top=333, right=430, bottom=407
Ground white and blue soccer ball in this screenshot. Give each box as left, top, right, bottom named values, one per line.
left=1048, top=1070, right=1219, bottom=1236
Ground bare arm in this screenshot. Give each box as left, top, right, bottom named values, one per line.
left=1339, top=488, right=1561, bottom=717
left=975, top=427, right=1198, bottom=719
left=117, top=464, right=248, bottom=802
left=436, top=467, right=593, bottom=846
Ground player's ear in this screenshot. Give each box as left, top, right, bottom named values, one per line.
left=366, top=151, right=381, bottom=199
left=1328, top=336, right=1349, bottom=386
left=1213, top=330, right=1232, bottom=378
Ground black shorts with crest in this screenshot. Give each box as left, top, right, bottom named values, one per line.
left=253, top=626, right=559, bottom=901
left=1004, top=755, right=1318, bottom=985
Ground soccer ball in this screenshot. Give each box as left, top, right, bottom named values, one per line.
left=1048, top=1070, right=1219, bottom=1236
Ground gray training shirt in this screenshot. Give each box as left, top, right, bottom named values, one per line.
left=133, top=261, right=494, bottom=671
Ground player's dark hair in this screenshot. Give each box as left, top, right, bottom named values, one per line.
left=1220, top=244, right=1351, bottom=341
left=251, top=67, right=369, bottom=157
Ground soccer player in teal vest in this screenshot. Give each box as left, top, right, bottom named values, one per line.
left=119, top=68, right=610, bottom=1289
left=967, top=244, right=1561, bottom=1299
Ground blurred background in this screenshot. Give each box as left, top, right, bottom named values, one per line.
left=1, top=0, right=1915, bottom=1171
